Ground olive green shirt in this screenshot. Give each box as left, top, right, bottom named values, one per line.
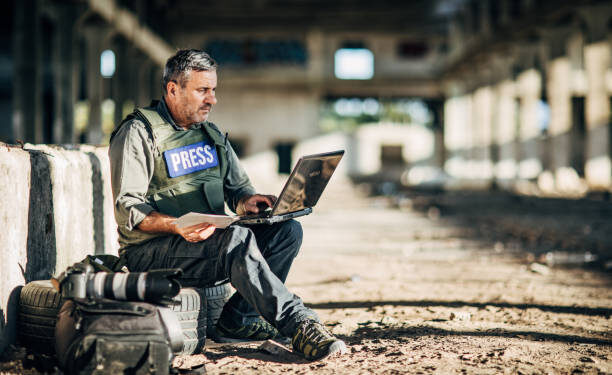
left=109, top=98, right=256, bottom=250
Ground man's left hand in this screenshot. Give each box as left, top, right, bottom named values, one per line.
left=239, top=194, right=277, bottom=215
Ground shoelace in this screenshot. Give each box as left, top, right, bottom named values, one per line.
left=299, top=321, right=333, bottom=343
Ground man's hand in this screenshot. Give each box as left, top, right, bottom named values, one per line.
left=176, top=222, right=216, bottom=243
left=238, top=194, right=277, bottom=215
left=137, top=211, right=216, bottom=243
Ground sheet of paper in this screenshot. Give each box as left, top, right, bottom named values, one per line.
left=174, top=212, right=240, bottom=229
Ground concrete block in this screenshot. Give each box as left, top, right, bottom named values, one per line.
left=0, top=144, right=118, bottom=355
left=80, top=145, right=119, bottom=256
left=27, top=145, right=96, bottom=273
left=0, top=147, right=31, bottom=353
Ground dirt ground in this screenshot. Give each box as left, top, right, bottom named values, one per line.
left=199, top=179, right=612, bottom=375
left=2, top=177, right=611, bottom=374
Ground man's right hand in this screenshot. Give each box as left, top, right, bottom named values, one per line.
left=176, top=222, right=216, bottom=243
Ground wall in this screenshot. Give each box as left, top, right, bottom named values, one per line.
left=0, top=144, right=118, bottom=354
left=170, top=30, right=445, bottom=155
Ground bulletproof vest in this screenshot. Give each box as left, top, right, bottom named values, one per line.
left=133, top=105, right=229, bottom=217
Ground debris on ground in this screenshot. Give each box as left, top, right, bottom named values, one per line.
left=449, top=311, right=472, bottom=322
left=258, top=340, right=292, bottom=356
left=529, top=262, right=551, bottom=275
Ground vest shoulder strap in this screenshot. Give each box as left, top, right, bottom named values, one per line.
left=135, top=108, right=166, bottom=130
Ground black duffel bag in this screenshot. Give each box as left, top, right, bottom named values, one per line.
left=55, top=298, right=183, bottom=374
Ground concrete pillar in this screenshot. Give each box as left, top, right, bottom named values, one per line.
left=111, top=38, right=129, bottom=127
left=472, top=86, right=494, bottom=183
left=12, top=0, right=43, bottom=143
left=83, top=23, right=107, bottom=144
left=427, top=99, right=445, bottom=170
left=306, top=30, right=325, bottom=81
left=516, top=69, right=542, bottom=180
left=124, top=45, right=141, bottom=110
left=584, top=41, right=611, bottom=190
left=448, top=19, right=464, bottom=58
left=494, top=79, right=518, bottom=187
left=51, top=5, right=78, bottom=144
left=150, top=66, right=162, bottom=102
left=547, top=57, right=575, bottom=191
left=498, top=0, right=512, bottom=26
left=443, top=89, right=472, bottom=182
left=479, top=0, right=491, bottom=36
left=136, top=56, right=153, bottom=107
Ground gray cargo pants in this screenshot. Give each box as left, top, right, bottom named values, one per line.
left=123, top=219, right=317, bottom=336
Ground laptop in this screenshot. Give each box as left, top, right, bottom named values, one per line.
left=236, top=150, right=345, bottom=225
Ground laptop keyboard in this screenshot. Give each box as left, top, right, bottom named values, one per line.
left=241, top=211, right=272, bottom=219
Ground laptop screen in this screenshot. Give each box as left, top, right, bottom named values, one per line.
left=272, top=150, right=344, bottom=215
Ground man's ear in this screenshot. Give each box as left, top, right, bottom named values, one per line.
left=166, top=81, right=178, bottom=98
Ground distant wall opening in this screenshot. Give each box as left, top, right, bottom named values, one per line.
left=571, top=96, right=586, bottom=176
left=609, top=96, right=612, bottom=163
left=334, top=47, right=374, bottom=80
left=275, top=142, right=294, bottom=174
left=380, top=144, right=404, bottom=166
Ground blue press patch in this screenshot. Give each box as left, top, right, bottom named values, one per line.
left=163, top=141, right=219, bottom=178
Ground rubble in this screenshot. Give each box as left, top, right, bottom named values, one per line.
left=529, top=263, right=551, bottom=276
left=450, top=311, right=472, bottom=322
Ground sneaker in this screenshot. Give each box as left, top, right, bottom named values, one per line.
left=216, top=317, right=284, bottom=342
left=292, top=320, right=347, bottom=361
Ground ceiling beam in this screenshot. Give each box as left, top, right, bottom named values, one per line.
left=87, top=0, right=174, bottom=66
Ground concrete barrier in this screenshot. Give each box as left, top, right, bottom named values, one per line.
left=0, top=143, right=118, bottom=354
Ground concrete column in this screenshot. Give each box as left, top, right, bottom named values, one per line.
left=443, top=89, right=472, bottom=182
left=427, top=99, right=445, bottom=170
left=149, top=66, right=162, bottom=102
left=584, top=41, right=611, bottom=190
left=516, top=69, right=542, bottom=180
left=306, top=30, right=325, bottom=81
left=83, top=23, right=107, bottom=144
left=111, top=38, right=129, bottom=127
left=136, top=56, right=153, bottom=107
left=494, top=79, right=518, bottom=187
left=51, top=5, right=78, bottom=144
left=12, top=0, right=43, bottom=143
left=499, top=0, right=511, bottom=26
left=547, top=56, right=580, bottom=192
left=479, top=0, right=491, bottom=36
left=124, top=45, right=141, bottom=109
left=443, top=96, right=459, bottom=179
left=448, top=19, right=465, bottom=58
left=472, top=86, right=494, bottom=183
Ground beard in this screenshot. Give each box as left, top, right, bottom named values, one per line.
left=182, top=103, right=212, bottom=125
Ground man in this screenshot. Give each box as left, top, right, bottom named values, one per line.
left=108, top=49, right=347, bottom=361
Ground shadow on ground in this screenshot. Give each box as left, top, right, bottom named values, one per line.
left=205, top=343, right=308, bottom=365
left=354, top=179, right=612, bottom=271
left=306, top=300, right=612, bottom=318
left=337, top=323, right=612, bottom=347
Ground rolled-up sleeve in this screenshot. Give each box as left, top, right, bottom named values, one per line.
left=108, top=120, right=156, bottom=231
left=223, top=142, right=256, bottom=212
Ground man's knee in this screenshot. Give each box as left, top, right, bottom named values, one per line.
left=283, top=219, right=303, bottom=244
left=275, top=219, right=303, bottom=254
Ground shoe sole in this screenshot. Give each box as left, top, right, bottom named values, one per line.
left=308, top=340, right=348, bottom=361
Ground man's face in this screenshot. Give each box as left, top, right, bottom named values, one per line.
left=172, top=70, right=218, bottom=126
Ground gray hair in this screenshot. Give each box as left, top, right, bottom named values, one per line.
left=162, top=49, right=218, bottom=91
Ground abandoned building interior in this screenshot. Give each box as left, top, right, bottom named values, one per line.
left=1, top=0, right=612, bottom=373
left=3, top=0, right=611, bottom=197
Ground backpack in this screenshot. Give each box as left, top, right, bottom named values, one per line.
left=55, top=298, right=183, bottom=374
